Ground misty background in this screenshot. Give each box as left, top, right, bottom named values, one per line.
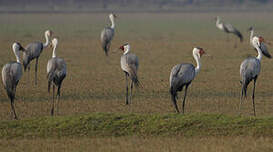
left=0, top=0, right=273, bottom=13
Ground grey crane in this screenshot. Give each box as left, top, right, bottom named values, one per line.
left=47, top=38, right=67, bottom=116
left=239, top=36, right=271, bottom=116
left=2, top=42, right=25, bottom=119
left=23, top=30, right=53, bottom=85
left=216, top=16, right=243, bottom=43
left=169, top=47, right=205, bottom=113
left=100, top=13, right=117, bottom=56
left=119, top=43, right=140, bottom=104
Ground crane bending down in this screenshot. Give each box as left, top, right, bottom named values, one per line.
left=23, top=30, right=53, bottom=85
left=169, top=47, right=205, bottom=113
left=2, top=43, right=25, bottom=119
left=119, top=43, right=140, bottom=104
left=100, top=13, right=117, bottom=56
left=216, top=16, right=243, bottom=42
left=47, top=38, right=67, bottom=116
left=239, top=36, right=271, bottom=116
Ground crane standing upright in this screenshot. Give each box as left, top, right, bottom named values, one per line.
left=169, top=47, right=205, bottom=113
left=2, top=42, right=25, bottom=119
left=101, top=13, right=117, bottom=56
left=47, top=38, right=67, bottom=116
left=119, top=43, right=140, bottom=104
left=23, top=30, right=53, bottom=85
left=239, top=36, right=271, bottom=116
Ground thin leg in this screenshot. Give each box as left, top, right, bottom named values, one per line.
left=239, top=85, right=244, bottom=114
left=35, top=58, right=39, bottom=85
left=252, top=78, right=257, bottom=116
left=10, top=100, right=18, bottom=120
left=182, top=85, right=189, bottom=114
left=51, top=85, right=55, bottom=116
left=130, top=80, right=133, bottom=104
left=56, top=85, right=61, bottom=115
left=56, top=94, right=60, bottom=115
left=27, top=66, right=30, bottom=84
left=125, top=73, right=129, bottom=105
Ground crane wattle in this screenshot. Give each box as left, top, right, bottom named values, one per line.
left=259, top=36, right=264, bottom=43
left=199, top=48, right=205, bottom=57
left=119, top=45, right=124, bottom=51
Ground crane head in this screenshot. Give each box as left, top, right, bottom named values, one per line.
left=258, top=36, right=264, bottom=43
left=45, top=30, right=53, bottom=37
left=13, top=42, right=25, bottom=52
left=109, top=13, right=117, bottom=19
left=196, top=47, right=205, bottom=57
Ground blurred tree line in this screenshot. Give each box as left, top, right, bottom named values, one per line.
left=0, top=0, right=273, bottom=12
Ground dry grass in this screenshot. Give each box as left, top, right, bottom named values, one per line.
left=0, top=12, right=273, bottom=119
left=1, top=136, right=273, bottom=152
left=0, top=12, right=273, bottom=151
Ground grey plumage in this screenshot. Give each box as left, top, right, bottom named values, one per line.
left=121, top=53, right=139, bottom=86
left=239, top=39, right=271, bottom=116
left=47, top=38, right=66, bottom=116
left=100, top=13, right=116, bottom=56
left=120, top=43, right=140, bottom=104
left=169, top=47, right=205, bottom=113
left=216, top=16, right=243, bottom=42
left=101, top=27, right=114, bottom=56
left=23, top=30, right=52, bottom=85
left=2, top=42, right=24, bottom=119
left=169, top=64, right=195, bottom=113
left=240, top=57, right=260, bottom=98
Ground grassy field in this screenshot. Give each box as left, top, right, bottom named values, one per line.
left=1, top=12, right=273, bottom=151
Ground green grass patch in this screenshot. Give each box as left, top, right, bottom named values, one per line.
left=1, top=113, right=273, bottom=139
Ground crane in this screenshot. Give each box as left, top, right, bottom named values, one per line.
left=216, top=16, right=243, bottom=47
left=23, top=30, right=53, bottom=85
left=2, top=42, right=25, bottom=119
left=47, top=38, right=67, bottom=116
left=239, top=36, right=271, bottom=116
left=101, top=13, right=117, bottom=56
left=169, top=47, right=205, bottom=113
left=119, top=43, right=140, bottom=104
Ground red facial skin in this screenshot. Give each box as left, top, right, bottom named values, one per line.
left=259, top=36, right=265, bottom=43
left=199, top=48, right=205, bottom=57
left=119, top=45, right=124, bottom=51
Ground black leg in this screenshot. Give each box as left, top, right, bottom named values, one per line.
left=35, top=58, right=39, bottom=85
left=252, top=78, right=257, bottom=116
left=239, top=85, right=244, bottom=114
left=10, top=99, right=18, bottom=120
left=182, top=85, right=189, bottom=114
left=130, top=80, right=133, bottom=104
left=125, top=73, right=129, bottom=105
left=51, top=85, right=55, bottom=116
left=56, top=85, right=61, bottom=115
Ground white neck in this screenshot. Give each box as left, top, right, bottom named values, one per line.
left=250, top=30, right=254, bottom=44
left=193, top=53, right=201, bottom=75
left=43, top=33, right=49, bottom=48
left=124, top=48, right=129, bottom=55
left=255, top=44, right=262, bottom=61
left=110, top=17, right=115, bottom=29
left=52, top=44, right=57, bottom=58
left=13, top=50, right=20, bottom=63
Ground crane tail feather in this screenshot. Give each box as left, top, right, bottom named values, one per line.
left=234, top=30, right=243, bottom=42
